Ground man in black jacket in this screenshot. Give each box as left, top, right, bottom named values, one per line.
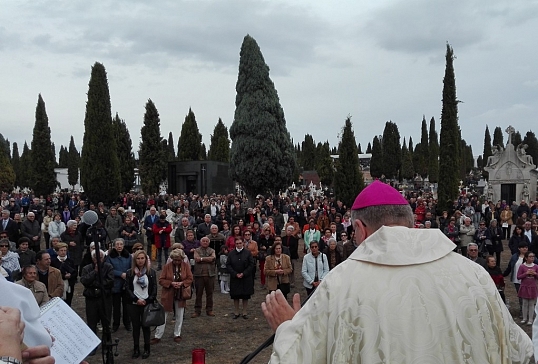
left=282, top=227, right=298, bottom=286
left=80, top=249, right=114, bottom=345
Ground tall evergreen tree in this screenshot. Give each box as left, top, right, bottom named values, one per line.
left=12, top=143, right=21, bottom=188
left=482, top=125, right=492, bottom=170
left=19, top=142, right=31, bottom=188
left=201, top=143, right=207, bottom=160
left=0, top=148, right=14, bottom=192
left=208, top=118, right=230, bottom=162
left=370, top=136, right=383, bottom=178
left=0, top=134, right=10, bottom=160
left=67, top=136, right=79, bottom=188
left=476, top=155, right=483, bottom=169
left=333, top=117, right=364, bottom=206
left=177, top=108, right=203, bottom=161
left=522, top=131, right=538, bottom=166
left=112, top=114, right=136, bottom=192
left=366, top=142, right=372, bottom=154
left=428, top=117, right=440, bottom=183
left=316, top=141, right=334, bottom=186
left=229, top=34, right=295, bottom=196
left=408, top=136, right=414, bottom=154
left=167, top=132, right=176, bottom=161
left=358, top=143, right=362, bottom=154
left=438, top=44, right=461, bottom=211
left=301, top=134, right=316, bottom=170
left=461, top=141, right=474, bottom=176
left=80, top=62, right=121, bottom=203
left=493, top=126, right=504, bottom=147
left=416, top=116, right=429, bottom=176
left=512, top=131, right=522, bottom=146
left=58, top=146, right=68, bottom=168
left=381, top=121, right=401, bottom=180
left=401, top=138, right=414, bottom=180
left=139, top=99, right=167, bottom=195
left=30, top=94, right=57, bottom=196
left=51, top=143, right=57, bottom=167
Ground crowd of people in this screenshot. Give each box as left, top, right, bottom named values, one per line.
left=2, top=186, right=538, bottom=362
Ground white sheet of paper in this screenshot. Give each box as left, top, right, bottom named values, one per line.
left=39, top=297, right=100, bottom=364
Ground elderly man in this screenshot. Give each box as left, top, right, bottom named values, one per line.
left=458, top=216, right=476, bottom=257
left=21, top=212, right=42, bottom=253
left=35, top=250, right=63, bottom=299
left=197, top=214, right=213, bottom=240
left=0, top=209, right=18, bottom=244
left=192, top=236, right=216, bottom=317
left=262, top=181, right=533, bottom=363
left=17, top=237, right=36, bottom=269
left=207, top=224, right=225, bottom=255
left=467, top=242, right=486, bottom=268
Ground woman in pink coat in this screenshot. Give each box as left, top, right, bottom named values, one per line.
left=516, top=251, right=538, bottom=325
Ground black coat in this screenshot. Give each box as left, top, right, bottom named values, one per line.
left=80, top=261, right=114, bottom=298
left=226, top=248, right=255, bottom=297
left=51, top=256, right=78, bottom=286
left=60, top=230, right=84, bottom=266
left=282, top=235, right=299, bottom=260
left=124, top=268, right=158, bottom=304
left=488, top=226, right=504, bottom=253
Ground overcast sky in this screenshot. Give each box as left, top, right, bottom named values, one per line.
left=2, top=0, right=538, bottom=160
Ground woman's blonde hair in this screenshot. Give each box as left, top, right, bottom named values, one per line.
left=131, top=250, right=149, bottom=271
left=169, top=248, right=186, bottom=260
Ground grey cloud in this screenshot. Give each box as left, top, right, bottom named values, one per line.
left=14, top=1, right=332, bottom=76
left=361, top=0, right=538, bottom=54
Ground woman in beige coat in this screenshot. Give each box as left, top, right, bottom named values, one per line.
left=500, top=205, right=513, bottom=240
left=265, top=242, right=293, bottom=299
left=152, top=248, right=193, bottom=344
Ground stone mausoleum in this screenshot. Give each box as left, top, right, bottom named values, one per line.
left=484, top=126, right=538, bottom=204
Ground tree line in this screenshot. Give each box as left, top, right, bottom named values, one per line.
left=2, top=39, right=531, bottom=212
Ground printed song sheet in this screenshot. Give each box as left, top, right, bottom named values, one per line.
left=39, top=297, right=100, bottom=364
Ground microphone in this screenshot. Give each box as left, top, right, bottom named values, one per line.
left=81, top=210, right=98, bottom=225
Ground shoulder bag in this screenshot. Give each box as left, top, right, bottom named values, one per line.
left=142, top=301, right=165, bottom=327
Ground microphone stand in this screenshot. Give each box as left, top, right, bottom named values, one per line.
left=239, top=290, right=315, bottom=364
left=88, top=224, right=119, bottom=363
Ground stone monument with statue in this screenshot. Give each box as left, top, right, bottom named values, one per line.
left=484, top=125, right=538, bottom=204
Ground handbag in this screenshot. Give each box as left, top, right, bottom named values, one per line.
left=176, top=284, right=193, bottom=300
left=142, top=301, right=165, bottom=327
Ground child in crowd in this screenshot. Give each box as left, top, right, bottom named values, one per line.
left=219, top=245, right=230, bottom=294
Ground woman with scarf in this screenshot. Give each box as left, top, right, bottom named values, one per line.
left=152, top=248, right=193, bottom=344
left=125, top=250, right=158, bottom=359
left=51, top=243, right=77, bottom=306
left=152, top=214, right=172, bottom=271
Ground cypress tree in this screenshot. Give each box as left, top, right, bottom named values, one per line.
left=0, top=148, right=14, bottom=192
left=51, top=143, right=57, bottom=167
left=0, top=134, right=10, bottom=160
left=208, top=118, right=230, bottom=162
left=408, top=136, right=414, bottom=154
left=493, top=126, right=504, bottom=148
left=461, top=141, right=474, bottom=175
left=301, top=134, right=316, bottom=170
left=19, top=142, right=31, bottom=188
left=366, top=142, right=372, bottom=154
left=58, top=146, right=68, bottom=168
left=12, top=143, right=21, bottom=188
left=522, top=131, right=538, bottom=166
left=139, top=99, right=167, bottom=195
left=229, top=34, right=295, bottom=196
left=201, top=143, right=207, bottom=160
left=167, top=132, right=176, bottom=161
left=482, top=125, right=492, bottom=168
left=177, top=108, right=203, bottom=161
left=381, top=121, right=401, bottom=180
left=358, top=143, right=362, bottom=154
left=477, top=156, right=483, bottom=169
left=428, top=117, right=440, bottom=182
left=438, top=44, right=461, bottom=211
left=401, top=138, right=414, bottom=180
left=512, top=131, right=522, bottom=146
left=316, top=141, right=334, bottom=186
left=417, top=116, right=429, bottom=176
left=67, top=136, right=79, bottom=188
left=30, top=94, right=57, bottom=196
left=80, top=62, right=121, bottom=203
left=112, top=113, right=136, bottom=193
left=370, top=136, right=383, bottom=178
left=333, top=117, right=364, bottom=206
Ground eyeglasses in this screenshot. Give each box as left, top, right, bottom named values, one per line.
left=310, top=246, right=319, bottom=249
left=468, top=249, right=478, bottom=252
left=0, top=245, right=8, bottom=248
left=341, top=234, right=347, bottom=236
